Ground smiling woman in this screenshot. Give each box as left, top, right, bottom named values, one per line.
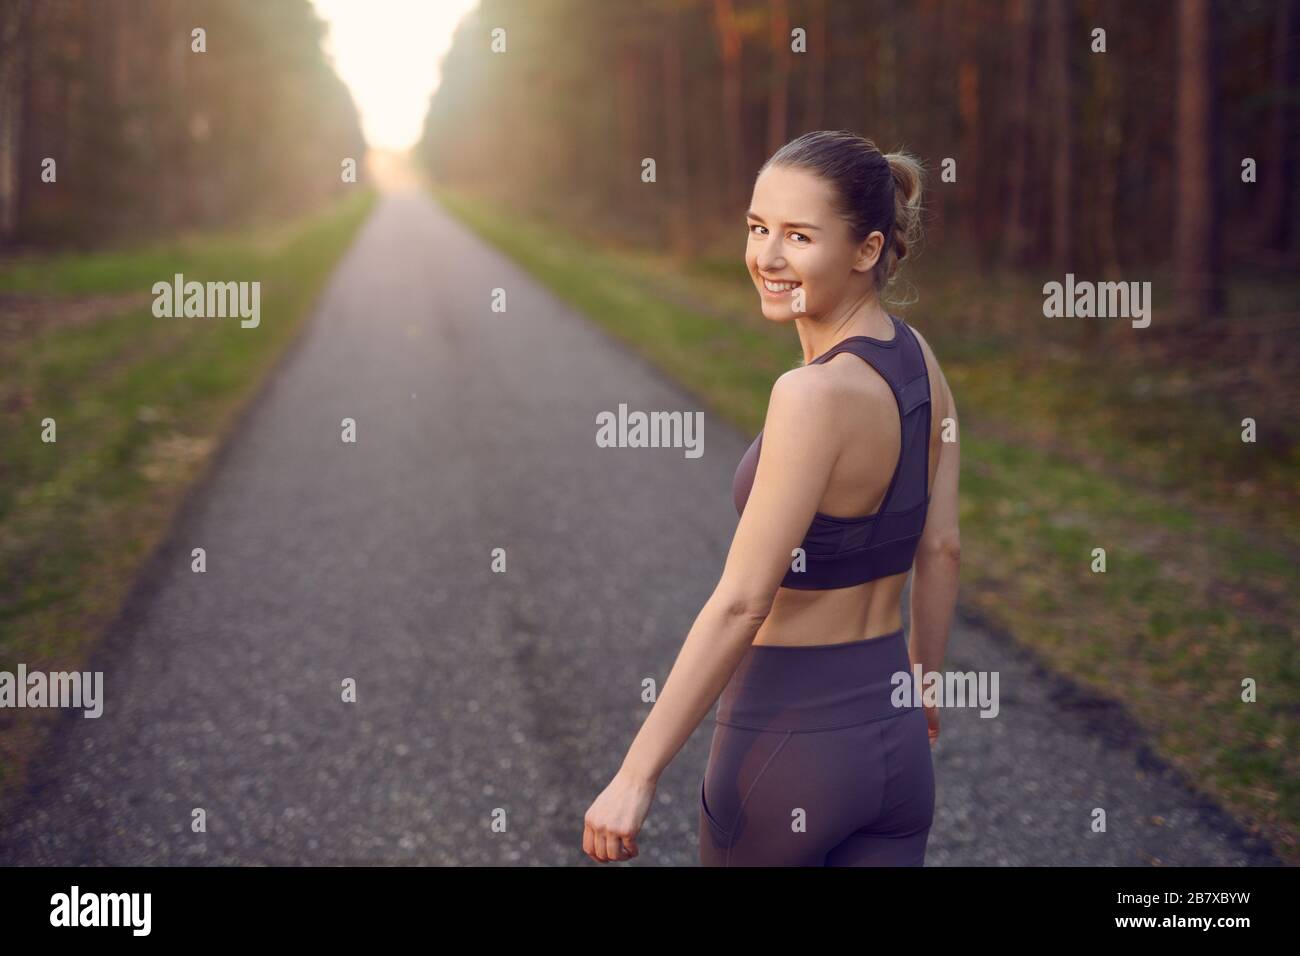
left=583, top=130, right=962, bottom=868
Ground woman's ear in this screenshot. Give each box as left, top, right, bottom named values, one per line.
left=853, top=230, right=885, bottom=273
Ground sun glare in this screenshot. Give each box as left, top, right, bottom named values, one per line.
left=310, top=0, right=479, bottom=152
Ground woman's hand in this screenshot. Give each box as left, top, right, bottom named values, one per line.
left=582, top=768, right=657, bottom=863
left=923, top=703, right=941, bottom=748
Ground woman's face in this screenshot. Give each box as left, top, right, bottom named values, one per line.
left=744, top=164, right=883, bottom=323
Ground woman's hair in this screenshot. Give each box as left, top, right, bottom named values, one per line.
left=759, top=130, right=925, bottom=304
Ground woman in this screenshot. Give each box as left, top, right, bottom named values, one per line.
left=582, top=130, right=961, bottom=866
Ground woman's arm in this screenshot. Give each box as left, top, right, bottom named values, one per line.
left=619, top=366, right=844, bottom=784
left=583, top=365, right=847, bottom=862
left=908, top=348, right=961, bottom=739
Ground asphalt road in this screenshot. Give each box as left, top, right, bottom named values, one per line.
left=0, top=189, right=1280, bottom=865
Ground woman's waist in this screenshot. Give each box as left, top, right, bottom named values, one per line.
left=714, top=627, right=925, bottom=732
left=764, top=582, right=907, bottom=638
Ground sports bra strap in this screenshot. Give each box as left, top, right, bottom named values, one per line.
left=824, top=320, right=931, bottom=542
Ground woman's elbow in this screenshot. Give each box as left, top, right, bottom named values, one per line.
left=916, top=534, right=961, bottom=566
left=713, top=588, right=774, bottom=623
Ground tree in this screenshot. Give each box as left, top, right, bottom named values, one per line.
left=1174, top=0, right=1225, bottom=324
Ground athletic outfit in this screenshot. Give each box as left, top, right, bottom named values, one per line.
left=699, top=313, right=936, bottom=866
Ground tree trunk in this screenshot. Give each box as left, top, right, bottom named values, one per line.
left=15, top=0, right=44, bottom=240
left=1258, top=0, right=1296, bottom=254
left=662, top=14, right=692, bottom=258
left=803, top=0, right=826, bottom=130
left=0, top=0, right=34, bottom=242
left=1174, top=0, right=1225, bottom=325
left=766, top=0, right=790, bottom=156
left=618, top=50, right=641, bottom=177
left=878, top=0, right=897, bottom=127
left=712, top=0, right=745, bottom=210
left=957, top=0, right=981, bottom=254
left=1001, top=0, right=1035, bottom=271
left=1094, top=51, right=1123, bottom=281
left=1046, top=0, right=1074, bottom=272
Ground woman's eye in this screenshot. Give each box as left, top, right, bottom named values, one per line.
left=747, top=224, right=807, bottom=242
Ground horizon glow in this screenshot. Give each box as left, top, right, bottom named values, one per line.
left=310, top=0, right=479, bottom=152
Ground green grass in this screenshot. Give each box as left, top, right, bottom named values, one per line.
left=431, top=181, right=1299, bottom=863
left=0, top=188, right=377, bottom=792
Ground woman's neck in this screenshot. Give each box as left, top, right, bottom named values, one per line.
left=796, top=292, right=893, bottom=365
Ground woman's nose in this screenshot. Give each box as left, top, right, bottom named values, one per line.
left=757, top=244, right=785, bottom=271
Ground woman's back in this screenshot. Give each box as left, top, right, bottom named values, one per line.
left=746, top=317, right=955, bottom=647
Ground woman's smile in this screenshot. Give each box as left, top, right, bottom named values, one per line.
left=760, top=275, right=803, bottom=296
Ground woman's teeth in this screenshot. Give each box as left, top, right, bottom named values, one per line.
left=763, top=278, right=801, bottom=293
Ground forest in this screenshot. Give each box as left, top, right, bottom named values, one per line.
left=0, top=0, right=365, bottom=245
left=420, top=0, right=1296, bottom=337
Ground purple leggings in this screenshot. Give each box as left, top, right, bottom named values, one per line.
left=699, top=627, right=935, bottom=866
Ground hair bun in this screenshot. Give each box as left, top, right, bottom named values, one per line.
left=883, top=151, right=924, bottom=266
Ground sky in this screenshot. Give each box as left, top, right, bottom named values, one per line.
left=310, top=0, right=480, bottom=152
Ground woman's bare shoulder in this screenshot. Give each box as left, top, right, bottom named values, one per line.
left=905, top=321, right=956, bottom=420
left=768, top=361, right=842, bottom=423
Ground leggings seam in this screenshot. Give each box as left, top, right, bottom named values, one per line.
left=824, top=717, right=927, bottom=863
left=725, top=729, right=794, bottom=867
left=876, top=710, right=932, bottom=843
left=827, top=721, right=888, bottom=860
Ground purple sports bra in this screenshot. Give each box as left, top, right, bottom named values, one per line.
left=733, top=314, right=933, bottom=590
